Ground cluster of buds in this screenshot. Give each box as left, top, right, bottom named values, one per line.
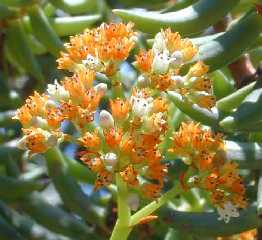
left=169, top=123, right=247, bottom=223
left=136, top=29, right=215, bottom=109
left=14, top=22, right=246, bottom=221
left=57, top=22, right=137, bottom=76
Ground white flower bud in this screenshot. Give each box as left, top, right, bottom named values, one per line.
left=131, top=97, right=153, bottom=118
left=217, top=201, right=240, bottom=223
left=152, top=51, right=170, bottom=74
left=94, top=83, right=107, bottom=96
left=47, top=80, right=69, bottom=101
left=152, top=32, right=166, bottom=55
left=82, top=54, right=103, bottom=71
left=170, top=51, right=183, bottom=67
left=99, top=110, right=114, bottom=128
left=127, top=193, right=140, bottom=211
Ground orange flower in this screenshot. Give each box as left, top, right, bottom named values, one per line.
left=94, top=170, right=112, bottom=191
left=180, top=39, right=197, bottom=61
left=110, top=98, right=130, bottom=120
left=131, top=147, right=147, bottom=164
left=195, top=94, right=216, bottom=110
left=140, top=133, right=160, bottom=149
left=120, top=135, right=135, bottom=154
left=82, top=88, right=102, bottom=112
left=57, top=52, right=75, bottom=70
left=189, top=61, right=209, bottom=77
left=204, top=172, right=219, bottom=191
left=60, top=101, right=78, bottom=120
left=45, top=106, right=63, bottom=129
left=192, top=77, right=211, bottom=92
left=197, top=150, right=214, bottom=170
left=150, top=73, right=172, bottom=91
left=75, top=70, right=96, bottom=89
left=136, top=50, right=153, bottom=72
left=77, top=107, right=94, bottom=128
left=22, top=128, right=48, bottom=154
left=153, top=97, right=168, bottom=112
left=146, top=163, right=167, bottom=181
left=120, top=165, right=139, bottom=186
left=62, top=77, right=86, bottom=102
left=78, top=131, right=101, bottom=150
left=103, top=128, right=123, bottom=149
left=163, top=28, right=181, bottom=52
left=57, top=22, right=137, bottom=72
left=14, top=92, right=48, bottom=127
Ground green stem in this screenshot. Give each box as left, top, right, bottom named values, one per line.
left=110, top=180, right=181, bottom=239
left=110, top=174, right=131, bottom=240
left=130, top=184, right=181, bottom=226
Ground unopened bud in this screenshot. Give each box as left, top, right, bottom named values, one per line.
left=94, top=83, right=107, bottom=95
left=152, top=51, right=170, bottom=74
left=99, top=110, right=114, bottom=128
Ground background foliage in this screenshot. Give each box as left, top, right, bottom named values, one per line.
left=0, top=0, right=262, bottom=239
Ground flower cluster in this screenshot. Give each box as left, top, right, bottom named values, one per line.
left=169, top=122, right=247, bottom=223
left=79, top=89, right=168, bottom=198
left=57, top=22, right=137, bottom=76
left=14, top=22, right=246, bottom=222
left=13, top=69, right=106, bottom=156
left=136, top=29, right=215, bottom=109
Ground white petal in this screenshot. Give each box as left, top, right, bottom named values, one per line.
left=82, top=54, right=103, bottom=71
left=47, top=80, right=69, bottom=101
left=152, top=32, right=167, bottom=55
left=99, top=110, right=114, bottom=128
left=152, top=51, right=170, bottom=74
left=94, top=83, right=107, bottom=95
left=102, top=152, right=118, bottom=166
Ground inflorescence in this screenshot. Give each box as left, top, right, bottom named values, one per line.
left=14, top=22, right=246, bottom=223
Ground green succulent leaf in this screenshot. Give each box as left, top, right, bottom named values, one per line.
left=0, top=176, right=47, bottom=200
left=113, top=0, right=239, bottom=35
left=220, top=82, right=262, bottom=131
left=5, top=19, right=44, bottom=84
left=20, top=193, right=98, bottom=240
left=44, top=147, right=101, bottom=224
left=29, top=5, right=64, bottom=57
left=167, top=91, right=219, bottom=127
left=190, top=10, right=262, bottom=72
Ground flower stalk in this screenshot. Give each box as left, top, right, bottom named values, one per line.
left=110, top=174, right=131, bottom=240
